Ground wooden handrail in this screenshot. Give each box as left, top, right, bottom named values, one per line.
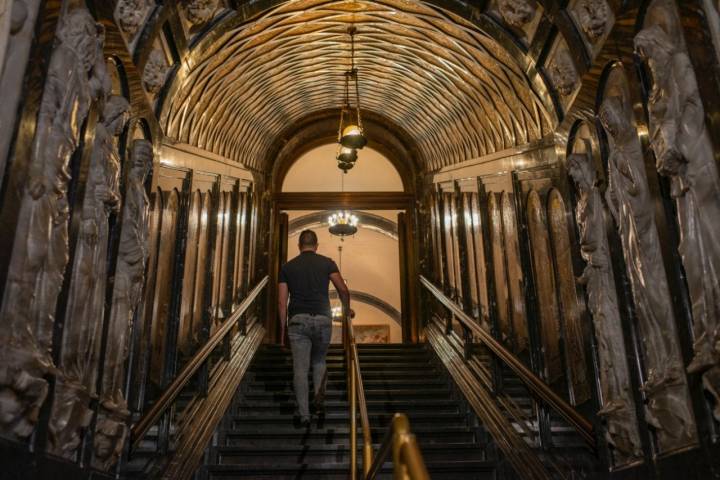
left=131, top=276, right=269, bottom=448
left=420, top=275, right=596, bottom=449
left=366, top=413, right=430, bottom=480
left=344, top=315, right=373, bottom=479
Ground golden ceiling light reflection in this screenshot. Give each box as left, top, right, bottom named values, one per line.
left=162, top=0, right=553, bottom=172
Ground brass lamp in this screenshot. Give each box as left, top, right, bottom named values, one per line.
left=336, top=26, right=366, bottom=171
left=336, top=145, right=358, bottom=164
left=340, top=124, right=367, bottom=149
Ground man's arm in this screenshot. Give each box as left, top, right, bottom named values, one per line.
left=278, top=282, right=289, bottom=346
left=329, top=272, right=353, bottom=318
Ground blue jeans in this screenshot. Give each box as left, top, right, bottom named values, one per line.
left=287, top=313, right=332, bottom=419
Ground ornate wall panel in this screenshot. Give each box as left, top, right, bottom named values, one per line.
left=526, top=190, right=562, bottom=384
left=210, top=193, right=225, bottom=333
left=192, top=192, right=212, bottom=347
left=461, top=192, right=480, bottom=319
left=0, top=0, right=41, bottom=186
left=217, top=191, right=232, bottom=315
left=95, top=139, right=154, bottom=470
left=49, top=91, right=131, bottom=459
left=232, top=193, right=247, bottom=298
left=566, top=128, right=643, bottom=466
left=636, top=0, right=720, bottom=424
left=599, top=65, right=697, bottom=454
left=547, top=189, right=590, bottom=405
left=469, top=192, right=490, bottom=327
left=149, top=189, right=180, bottom=386
left=179, top=191, right=202, bottom=355
left=488, top=193, right=512, bottom=345
left=449, top=193, right=464, bottom=307
left=161, top=0, right=554, bottom=171
left=441, top=192, right=459, bottom=300
left=0, top=4, right=107, bottom=441
left=501, top=191, right=528, bottom=353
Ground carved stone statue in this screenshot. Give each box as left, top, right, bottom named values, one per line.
left=114, top=0, right=151, bottom=39
left=567, top=151, right=642, bottom=462
left=0, top=0, right=26, bottom=75
left=143, top=48, right=168, bottom=95
left=0, top=6, right=106, bottom=441
left=574, top=0, right=610, bottom=43
left=635, top=0, right=720, bottom=422
left=93, top=139, right=153, bottom=470
left=49, top=95, right=130, bottom=459
left=497, top=0, right=536, bottom=29
left=180, top=0, right=219, bottom=27
left=548, top=47, right=578, bottom=97
left=0, top=0, right=30, bottom=185
left=599, top=94, right=697, bottom=451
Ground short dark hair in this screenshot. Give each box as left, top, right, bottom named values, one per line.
left=299, top=229, right=318, bottom=247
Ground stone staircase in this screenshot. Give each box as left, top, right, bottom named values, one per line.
left=196, top=343, right=499, bottom=479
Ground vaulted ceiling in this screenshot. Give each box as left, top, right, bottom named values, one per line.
left=161, top=0, right=557, bottom=172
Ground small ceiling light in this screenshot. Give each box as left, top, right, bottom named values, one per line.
left=328, top=211, right=359, bottom=237
left=336, top=145, right=357, bottom=164
left=336, top=26, right=366, bottom=170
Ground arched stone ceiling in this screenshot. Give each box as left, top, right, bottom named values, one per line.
left=162, top=0, right=556, bottom=172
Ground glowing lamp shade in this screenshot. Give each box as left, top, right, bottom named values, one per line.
left=340, top=124, right=367, bottom=149
left=328, top=211, right=359, bottom=237
left=336, top=146, right=357, bottom=164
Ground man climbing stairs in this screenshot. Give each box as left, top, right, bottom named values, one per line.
left=198, top=343, right=498, bottom=479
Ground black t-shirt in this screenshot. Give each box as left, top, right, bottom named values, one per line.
left=279, top=251, right=339, bottom=317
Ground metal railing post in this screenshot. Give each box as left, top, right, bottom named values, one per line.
left=350, top=361, right=358, bottom=480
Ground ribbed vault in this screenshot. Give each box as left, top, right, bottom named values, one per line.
left=162, top=0, right=555, bottom=172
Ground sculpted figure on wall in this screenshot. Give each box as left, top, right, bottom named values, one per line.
left=599, top=94, right=697, bottom=450
left=497, top=0, right=536, bottom=28
left=93, top=139, right=153, bottom=470
left=143, top=48, right=168, bottom=95
left=635, top=0, right=720, bottom=422
left=567, top=150, right=642, bottom=461
left=574, top=0, right=610, bottom=43
left=0, top=0, right=27, bottom=75
left=0, top=6, right=106, bottom=440
left=548, top=47, right=578, bottom=97
left=181, top=0, right=219, bottom=27
left=114, top=0, right=151, bottom=39
left=0, top=0, right=31, bottom=186
left=49, top=95, right=130, bottom=458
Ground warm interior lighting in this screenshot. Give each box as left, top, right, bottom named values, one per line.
left=340, top=124, right=367, bottom=149
left=336, top=26, right=366, bottom=171
left=328, top=210, right=359, bottom=237
left=336, top=145, right=358, bottom=164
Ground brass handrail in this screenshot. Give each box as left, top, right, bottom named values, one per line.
left=366, top=413, right=430, bottom=480
left=131, top=276, right=269, bottom=448
left=343, top=315, right=373, bottom=479
left=420, top=275, right=596, bottom=449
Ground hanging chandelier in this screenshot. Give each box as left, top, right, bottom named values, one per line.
left=336, top=26, right=366, bottom=172
left=328, top=211, right=359, bottom=237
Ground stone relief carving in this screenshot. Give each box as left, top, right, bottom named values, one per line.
left=636, top=0, right=720, bottom=422
left=0, top=6, right=106, bottom=441
left=497, top=0, right=536, bottom=28
left=93, top=139, right=153, bottom=470
left=599, top=94, right=697, bottom=451
left=0, top=0, right=31, bottom=184
left=114, top=0, right=152, bottom=40
left=49, top=95, right=130, bottom=458
left=143, top=48, right=168, bottom=95
left=567, top=150, right=642, bottom=462
left=180, top=0, right=219, bottom=27
left=0, top=0, right=27, bottom=75
left=574, top=0, right=610, bottom=43
left=547, top=46, right=578, bottom=97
